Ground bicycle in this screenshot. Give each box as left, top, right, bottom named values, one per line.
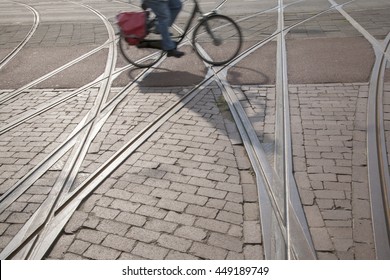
left=118, top=0, right=243, bottom=68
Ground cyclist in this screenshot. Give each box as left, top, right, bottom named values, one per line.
left=142, top=0, right=185, bottom=58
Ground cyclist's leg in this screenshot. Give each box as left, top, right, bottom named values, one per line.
left=168, top=0, right=182, bottom=26
left=143, top=0, right=175, bottom=51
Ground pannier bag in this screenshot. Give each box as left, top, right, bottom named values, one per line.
left=117, top=11, right=148, bottom=45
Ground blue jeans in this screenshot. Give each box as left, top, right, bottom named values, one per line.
left=144, top=0, right=182, bottom=50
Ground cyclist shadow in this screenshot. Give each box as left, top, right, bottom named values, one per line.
left=128, top=67, right=207, bottom=87
left=227, top=66, right=273, bottom=85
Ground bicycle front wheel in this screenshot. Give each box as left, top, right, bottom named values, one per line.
left=118, top=34, right=164, bottom=68
left=192, top=14, right=242, bottom=66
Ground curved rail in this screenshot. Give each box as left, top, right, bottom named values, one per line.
left=0, top=2, right=119, bottom=259
left=0, top=2, right=39, bottom=70
left=366, top=34, right=390, bottom=259
left=0, top=0, right=370, bottom=260
left=328, top=0, right=390, bottom=260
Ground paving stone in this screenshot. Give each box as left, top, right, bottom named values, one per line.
left=48, top=234, right=74, bottom=259
left=102, top=234, right=136, bottom=252
left=217, top=210, right=243, bottom=225
left=169, top=183, right=197, bottom=195
left=304, top=205, right=325, bottom=227
left=352, top=199, right=371, bottom=219
left=243, top=245, right=263, bottom=260
left=165, top=251, right=199, bottom=260
left=197, top=187, right=226, bottom=199
left=114, top=212, right=145, bottom=227
left=65, top=211, right=88, bottom=234
left=186, top=205, right=218, bottom=218
left=156, top=198, right=187, bottom=212
left=243, top=221, right=262, bottom=244
left=110, top=199, right=140, bottom=212
left=174, top=225, right=207, bottom=241
left=132, top=242, right=169, bottom=260
left=6, top=213, right=30, bottom=224
left=151, top=188, right=180, bottom=200
left=314, top=190, right=345, bottom=199
left=208, top=232, right=243, bottom=252
left=164, top=211, right=196, bottom=226
left=206, top=198, right=226, bottom=209
left=189, top=242, right=228, bottom=260
left=77, top=229, right=107, bottom=244
left=130, top=193, right=159, bottom=206
left=195, top=218, right=230, bottom=233
left=243, top=203, right=260, bottom=221
left=310, top=227, right=333, bottom=251
left=354, top=219, right=374, bottom=244
left=83, top=244, right=121, bottom=260
left=68, top=240, right=90, bottom=255
left=322, top=209, right=351, bottom=220
left=177, top=193, right=208, bottom=206
left=189, top=177, right=216, bottom=188
left=126, top=227, right=160, bottom=243
left=354, top=243, right=375, bottom=260
left=224, top=201, right=243, bottom=214
left=157, top=234, right=192, bottom=252
left=96, top=220, right=129, bottom=236
left=216, top=182, right=242, bottom=193
left=92, top=206, right=120, bottom=220
left=136, top=205, right=168, bottom=219
left=105, top=189, right=132, bottom=200
left=144, top=218, right=178, bottom=233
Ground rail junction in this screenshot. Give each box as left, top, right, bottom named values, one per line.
left=0, top=0, right=389, bottom=260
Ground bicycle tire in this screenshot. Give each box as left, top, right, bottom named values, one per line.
left=192, top=14, right=242, bottom=66
left=118, top=33, right=164, bottom=68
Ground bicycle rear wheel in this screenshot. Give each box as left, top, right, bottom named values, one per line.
left=192, top=14, right=242, bottom=66
left=118, top=34, right=164, bottom=68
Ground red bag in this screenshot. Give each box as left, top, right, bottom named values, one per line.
left=117, top=11, right=148, bottom=45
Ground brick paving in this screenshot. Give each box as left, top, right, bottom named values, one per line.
left=1, top=1, right=389, bottom=260
left=40, top=86, right=263, bottom=260
left=236, top=83, right=378, bottom=259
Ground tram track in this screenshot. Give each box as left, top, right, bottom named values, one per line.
left=0, top=1, right=120, bottom=259
left=327, top=0, right=390, bottom=260
left=1, top=0, right=387, bottom=260
left=0, top=0, right=309, bottom=259
left=0, top=0, right=200, bottom=259
left=0, top=1, right=39, bottom=70
left=366, top=33, right=390, bottom=259
left=0, top=0, right=276, bottom=259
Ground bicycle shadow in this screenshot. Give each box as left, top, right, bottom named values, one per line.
left=137, top=69, right=206, bottom=87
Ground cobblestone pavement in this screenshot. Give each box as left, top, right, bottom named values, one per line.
left=236, top=83, right=376, bottom=259
left=1, top=0, right=390, bottom=260
left=0, top=86, right=263, bottom=260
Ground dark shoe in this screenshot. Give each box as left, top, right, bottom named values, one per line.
left=167, top=49, right=185, bottom=58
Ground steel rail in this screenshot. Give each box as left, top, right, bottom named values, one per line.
left=0, top=1, right=284, bottom=134
left=0, top=65, right=153, bottom=217
left=0, top=1, right=120, bottom=259
left=0, top=40, right=110, bottom=105
left=176, top=0, right=318, bottom=259
left=328, top=0, right=390, bottom=260
left=0, top=1, right=39, bottom=70
left=366, top=34, right=390, bottom=259
left=4, top=76, right=216, bottom=260
left=0, top=0, right=255, bottom=258
left=0, top=38, right=166, bottom=217
left=148, top=0, right=347, bottom=259
left=0, top=0, right=186, bottom=259
left=0, top=0, right=353, bottom=259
